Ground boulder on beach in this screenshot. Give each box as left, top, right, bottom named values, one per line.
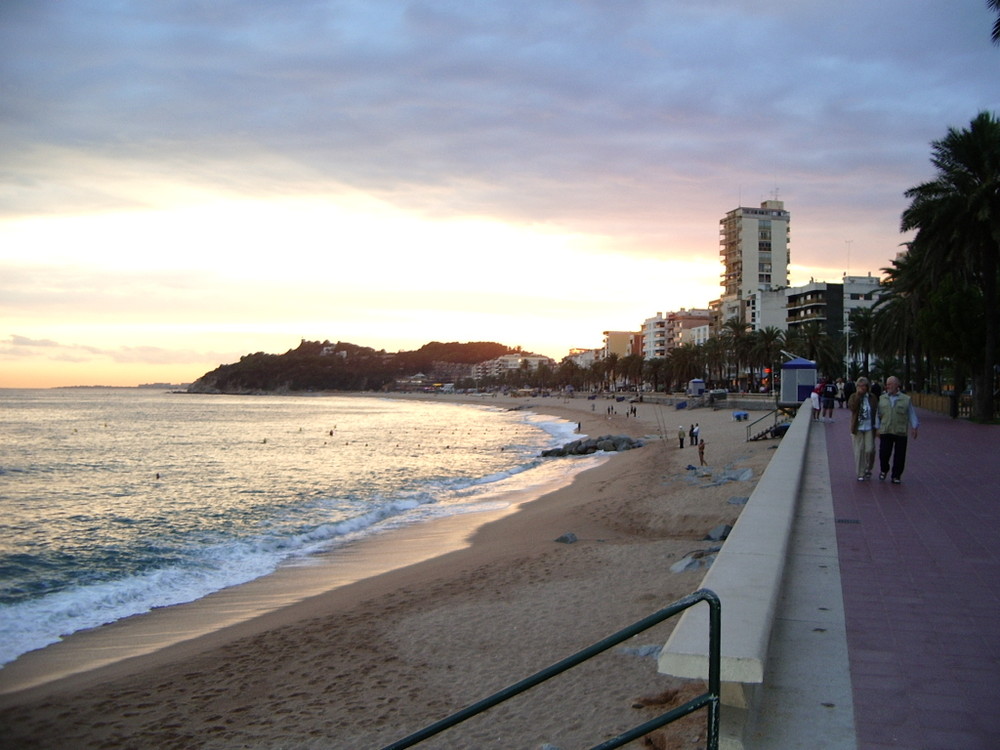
left=540, top=434, right=644, bottom=457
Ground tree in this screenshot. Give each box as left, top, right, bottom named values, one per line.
left=990, top=0, right=1000, bottom=45
left=750, top=327, right=785, bottom=392
left=720, top=318, right=753, bottom=389
left=848, top=307, right=877, bottom=376
left=900, top=111, right=1000, bottom=420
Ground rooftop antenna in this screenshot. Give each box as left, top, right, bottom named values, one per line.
left=845, top=239, right=853, bottom=278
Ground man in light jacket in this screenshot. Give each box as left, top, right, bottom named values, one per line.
left=877, top=376, right=919, bottom=484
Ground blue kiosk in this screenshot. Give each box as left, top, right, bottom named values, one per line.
left=779, top=357, right=817, bottom=410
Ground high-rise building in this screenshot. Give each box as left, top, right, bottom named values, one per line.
left=719, top=199, right=790, bottom=323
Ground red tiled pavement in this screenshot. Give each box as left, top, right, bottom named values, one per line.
left=824, top=406, right=1000, bottom=749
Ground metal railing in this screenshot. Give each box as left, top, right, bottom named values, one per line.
left=745, top=408, right=785, bottom=441
left=379, top=589, right=721, bottom=750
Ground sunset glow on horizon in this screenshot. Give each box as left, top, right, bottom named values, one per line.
left=2, top=2, right=997, bottom=388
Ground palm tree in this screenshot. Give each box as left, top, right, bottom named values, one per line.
left=900, top=111, right=1000, bottom=420
left=604, top=353, right=620, bottom=391
left=990, top=0, right=1000, bottom=45
left=643, top=357, right=667, bottom=393
left=750, top=326, right=785, bottom=392
left=721, top=318, right=753, bottom=390
left=848, top=307, right=877, bottom=376
left=794, top=321, right=841, bottom=377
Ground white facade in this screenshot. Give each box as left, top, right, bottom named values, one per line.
left=719, top=199, right=790, bottom=324
left=641, top=313, right=669, bottom=359
left=472, top=353, right=556, bottom=379
left=742, top=288, right=789, bottom=331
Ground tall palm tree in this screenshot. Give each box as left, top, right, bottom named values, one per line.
left=795, top=321, right=841, bottom=377
left=721, top=318, right=753, bottom=390
left=990, top=0, right=1000, bottom=45
left=750, top=326, right=785, bottom=392
left=848, top=307, right=877, bottom=376
left=900, top=111, right=1000, bottom=420
left=604, top=353, right=620, bottom=391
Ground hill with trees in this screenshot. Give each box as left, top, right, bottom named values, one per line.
left=187, top=340, right=516, bottom=394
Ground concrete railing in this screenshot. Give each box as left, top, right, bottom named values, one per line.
left=658, top=400, right=813, bottom=749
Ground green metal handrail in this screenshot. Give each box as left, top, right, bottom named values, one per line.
left=379, top=588, right=721, bottom=750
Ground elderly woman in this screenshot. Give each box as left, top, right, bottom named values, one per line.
left=847, top=376, right=879, bottom=481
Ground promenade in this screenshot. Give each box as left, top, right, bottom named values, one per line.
left=827, top=406, right=1000, bottom=749
left=750, top=405, right=1000, bottom=748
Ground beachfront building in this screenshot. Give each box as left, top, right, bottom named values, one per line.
left=471, top=353, right=556, bottom=380
left=641, top=309, right=711, bottom=359
left=741, top=288, right=789, bottom=332
left=666, top=308, right=712, bottom=348
left=679, top=323, right=711, bottom=347
left=602, top=330, right=636, bottom=359
left=785, top=273, right=881, bottom=336
left=719, top=199, right=790, bottom=324
left=564, top=348, right=601, bottom=369
left=641, top=313, right=669, bottom=359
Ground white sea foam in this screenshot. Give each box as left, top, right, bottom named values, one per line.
left=0, top=392, right=599, bottom=668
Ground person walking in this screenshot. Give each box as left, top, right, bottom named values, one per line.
left=848, top=376, right=878, bottom=481
left=698, top=439, right=706, bottom=466
left=877, top=376, right=919, bottom=484
left=677, top=425, right=686, bottom=449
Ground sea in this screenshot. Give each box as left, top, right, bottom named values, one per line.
left=0, top=388, right=600, bottom=670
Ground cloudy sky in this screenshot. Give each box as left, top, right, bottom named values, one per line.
left=2, top=1, right=998, bottom=387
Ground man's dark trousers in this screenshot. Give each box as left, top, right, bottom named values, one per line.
left=880, top=433, right=908, bottom=479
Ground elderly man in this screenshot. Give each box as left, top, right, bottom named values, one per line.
left=877, top=376, right=919, bottom=484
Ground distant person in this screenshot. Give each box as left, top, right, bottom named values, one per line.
left=688, top=424, right=696, bottom=446
left=810, top=384, right=821, bottom=420
left=692, top=423, right=700, bottom=444
left=836, top=377, right=846, bottom=408
left=677, top=425, right=686, bottom=449
left=848, top=377, right=878, bottom=481
left=821, top=378, right=838, bottom=421
left=877, top=376, right=919, bottom=484
left=698, top=439, right=706, bottom=466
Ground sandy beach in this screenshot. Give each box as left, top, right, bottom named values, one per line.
left=0, top=393, right=779, bottom=749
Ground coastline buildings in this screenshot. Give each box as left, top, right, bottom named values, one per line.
left=471, top=353, right=556, bottom=380
left=562, top=198, right=884, bottom=384
left=719, top=199, right=791, bottom=325
left=785, top=273, right=881, bottom=337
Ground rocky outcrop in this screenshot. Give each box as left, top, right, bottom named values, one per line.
left=540, top=435, right=644, bottom=457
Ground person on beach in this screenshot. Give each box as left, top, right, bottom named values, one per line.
left=677, top=425, right=685, bottom=449
left=692, top=423, right=700, bottom=444
left=698, top=439, right=706, bottom=466
left=876, top=375, right=919, bottom=484
left=848, top=377, right=878, bottom=481
left=689, top=424, right=696, bottom=446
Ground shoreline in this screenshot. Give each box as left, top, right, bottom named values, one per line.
left=0, top=393, right=778, bottom=749
left=0, top=393, right=619, bottom=697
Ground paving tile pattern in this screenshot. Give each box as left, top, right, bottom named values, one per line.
left=824, top=407, right=1000, bottom=749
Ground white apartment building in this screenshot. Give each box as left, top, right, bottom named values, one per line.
left=719, top=199, right=790, bottom=323
left=471, top=353, right=556, bottom=379
left=641, top=309, right=711, bottom=358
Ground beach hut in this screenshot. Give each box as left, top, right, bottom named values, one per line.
left=686, top=378, right=705, bottom=397
left=779, top=357, right=817, bottom=407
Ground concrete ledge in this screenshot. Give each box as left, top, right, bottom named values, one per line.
left=657, top=401, right=812, bottom=745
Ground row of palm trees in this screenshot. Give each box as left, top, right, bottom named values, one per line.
left=461, top=319, right=845, bottom=395
left=467, top=110, right=999, bottom=420
left=870, top=111, right=1000, bottom=422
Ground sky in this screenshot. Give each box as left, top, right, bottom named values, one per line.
left=2, top=1, right=998, bottom=388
